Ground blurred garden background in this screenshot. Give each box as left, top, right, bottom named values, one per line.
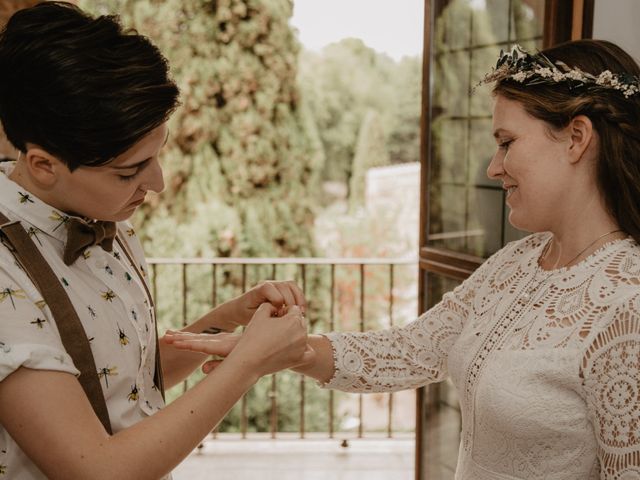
left=75, top=0, right=425, bottom=437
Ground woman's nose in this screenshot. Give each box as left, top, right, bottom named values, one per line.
left=486, top=151, right=504, bottom=180
left=140, top=158, right=165, bottom=193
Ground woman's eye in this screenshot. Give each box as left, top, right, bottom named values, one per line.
left=498, top=139, right=513, bottom=150
left=118, top=171, right=139, bottom=182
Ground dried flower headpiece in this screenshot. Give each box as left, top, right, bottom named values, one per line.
left=480, top=45, right=640, bottom=98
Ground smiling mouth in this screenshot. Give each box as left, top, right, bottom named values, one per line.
left=129, top=197, right=146, bottom=207
left=505, top=186, right=518, bottom=197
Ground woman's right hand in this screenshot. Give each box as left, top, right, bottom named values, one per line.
left=165, top=303, right=315, bottom=377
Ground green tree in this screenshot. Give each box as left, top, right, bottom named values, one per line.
left=80, top=0, right=329, bottom=432
left=297, top=38, right=397, bottom=187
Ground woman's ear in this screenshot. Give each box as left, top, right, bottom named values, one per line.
left=23, top=147, right=65, bottom=187
left=566, top=115, right=595, bottom=165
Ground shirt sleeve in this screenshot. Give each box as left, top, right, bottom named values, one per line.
left=0, top=258, right=79, bottom=382
left=581, top=295, right=640, bottom=479
left=322, top=248, right=500, bottom=393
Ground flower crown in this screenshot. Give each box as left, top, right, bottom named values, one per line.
left=480, top=45, right=640, bottom=98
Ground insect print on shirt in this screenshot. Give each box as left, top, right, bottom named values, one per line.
left=82, top=250, right=91, bottom=260
left=30, top=317, right=46, bottom=329
left=125, top=271, right=132, bottom=282
left=131, top=309, right=138, bottom=322
left=61, top=277, right=69, bottom=287
left=113, top=251, right=121, bottom=260
left=87, top=305, right=97, bottom=319
left=104, top=265, right=113, bottom=276
left=18, top=191, right=34, bottom=204
left=97, top=366, right=118, bottom=388
left=35, top=299, right=46, bottom=310
left=49, top=211, right=70, bottom=232
left=101, top=289, right=116, bottom=302
left=0, top=287, right=25, bottom=309
left=128, top=384, right=139, bottom=402
left=27, top=226, right=43, bottom=246
left=117, top=326, right=129, bottom=346
left=126, top=228, right=135, bottom=237
left=0, top=463, right=6, bottom=475
left=0, top=341, right=11, bottom=353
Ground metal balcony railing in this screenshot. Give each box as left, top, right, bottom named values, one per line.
left=148, top=257, right=418, bottom=440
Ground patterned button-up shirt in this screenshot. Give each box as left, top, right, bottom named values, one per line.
left=0, top=162, right=165, bottom=479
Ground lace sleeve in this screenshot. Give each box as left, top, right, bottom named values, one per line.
left=581, top=297, right=640, bottom=479
left=322, top=252, right=497, bottom=393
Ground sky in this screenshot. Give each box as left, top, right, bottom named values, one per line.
left=289, top=0, right=425, bottom=61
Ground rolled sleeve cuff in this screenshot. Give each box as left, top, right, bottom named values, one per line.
left=0, top=343, right=79, bottom=382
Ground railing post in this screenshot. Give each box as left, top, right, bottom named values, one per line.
left=182, top=263, right=188, bottom=394
left=388, top=263, right=395, bottom=438
left=358, top=263, right=365, bottom=439
left=270, top=264, right=278, bottom=439
left=241, top=264, right=248, bottom=439
left=329, top=264, right=335, bottom=439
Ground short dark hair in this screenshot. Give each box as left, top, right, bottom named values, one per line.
left=0, top=1, right=180, bottom=170
left=493, top=39, right=640, bottom=244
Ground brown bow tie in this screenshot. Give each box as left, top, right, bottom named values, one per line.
left=63, top=218, right=117, bottom=266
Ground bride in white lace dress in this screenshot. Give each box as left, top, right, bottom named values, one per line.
left=167, top=39, right=640, bottom=479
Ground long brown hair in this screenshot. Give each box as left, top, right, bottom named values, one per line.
left=493, top=39, right=640, bottom=244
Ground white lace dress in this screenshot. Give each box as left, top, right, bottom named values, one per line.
left=323, top=233, right=640, bottom=479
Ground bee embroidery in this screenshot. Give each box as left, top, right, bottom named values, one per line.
left=125, top=272, right=132, bottom=282
left=49, top=211, right=70, bottom=232
left=126, top=228, right=135, bottom=237
left=27, top=227, right=43, bottom=246
left=30, top=317, right=46, bottom=329
left=97, top=366, right=118, bottom=388
left=113, top=251, right=121, bottom=260
left=61, top=277, right=69, bottom=287
left=0, top=464, right=6, bottom=475
left=82, top=250, right=92, bottom=260
left=87, top=305, right=97, bottom=319
left=117, top=326, right=129, bottom=346
left=35, top=299, right=46, bottom=310
left=131, top=309, right=138, bottom=321
left=18, top=191, right=34, bottom=204
left=128, top=384, right=139, bottom=402
left=104, top=265, right=113, bottom=276
left=0, top=287, right=26, bottom=309
left=101, top=290, right=116, bottom=302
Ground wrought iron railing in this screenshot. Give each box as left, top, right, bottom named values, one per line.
left=148, top=257, right=418, bottom=440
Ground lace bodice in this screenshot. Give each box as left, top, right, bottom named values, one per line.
left=324, top=233, right=640, bottom=479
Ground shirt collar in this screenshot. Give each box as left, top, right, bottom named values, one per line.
left=0, top=161, right=78, bottom=245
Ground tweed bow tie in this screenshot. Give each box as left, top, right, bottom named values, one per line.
left=63, top=218, right=117, bottom=266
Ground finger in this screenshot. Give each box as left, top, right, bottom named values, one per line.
left=287, top=281, right=307, bottom=311
left=171, top=336, right=239, bottom=356
left=254, top=302, right=279, bottom=318
left=286, top=305, right=306, bottom=328
left=258, top=282, right=286, bottom=307
left=276, top=282, right=296, bottom=310
left=164, top=331, right=227, bottom=343
left=202, top=360, right=222, bottom=374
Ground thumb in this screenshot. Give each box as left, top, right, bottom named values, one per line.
left=202, top=360, right=222, bottom=374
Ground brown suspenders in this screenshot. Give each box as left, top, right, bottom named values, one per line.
left=0, top=212, right=165, bottom=434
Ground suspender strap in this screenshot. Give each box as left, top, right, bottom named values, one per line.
left=0, top=212, right=113, bottom=434
left=115, top=235, right=165, bottom=400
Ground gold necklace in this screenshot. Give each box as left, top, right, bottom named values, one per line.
left=540, top=229, right=624, bottom=269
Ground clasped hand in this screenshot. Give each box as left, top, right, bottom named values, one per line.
left=164, top=281, right=315, bottom=376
